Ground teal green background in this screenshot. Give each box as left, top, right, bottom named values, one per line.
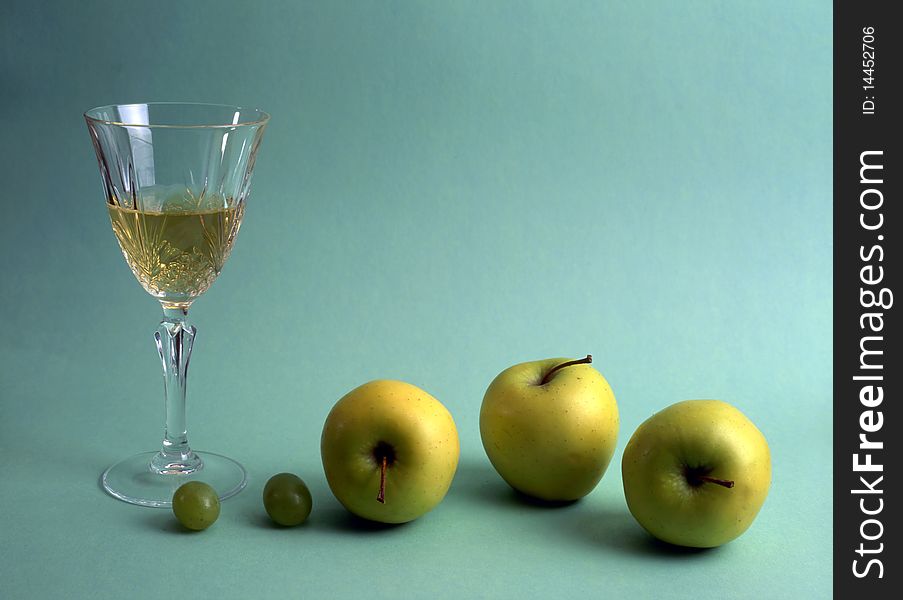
left=0, top=1, right=832, bottom=598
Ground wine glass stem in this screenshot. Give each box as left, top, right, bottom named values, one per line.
left=150, top=306, right=202, bottom=475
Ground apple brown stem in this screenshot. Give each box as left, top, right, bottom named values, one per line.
left=698, top=475, right=735, bottom=488
left=377, top=455, right=387, bottom=503
left=540, top=355, right=592, bottom=385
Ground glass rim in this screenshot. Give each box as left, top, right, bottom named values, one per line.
left=83, top=102, right=271, bottom=129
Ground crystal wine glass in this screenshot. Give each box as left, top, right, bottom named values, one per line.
left=85, top=102, right=269, bottom=507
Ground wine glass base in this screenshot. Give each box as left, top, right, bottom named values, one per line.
left=101, top=451, right=247, bottom=508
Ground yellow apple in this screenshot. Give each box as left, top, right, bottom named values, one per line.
left=320, top=380, right=459, bottom=524
left=621, top=399, right=771, bottom=548
left=479, top=356, right=619, bottom=501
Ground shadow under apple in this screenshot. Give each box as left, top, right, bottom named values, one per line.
left=563, top=508, right=717, bottom=558
left=450, top=460, right=580, bottom=510
left=454, top=460, right=718, bottom=557
left=310, top=505, right=412, bottom=535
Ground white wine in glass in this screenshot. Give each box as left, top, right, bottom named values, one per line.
left=108, top=190, right=245, bottom=307
left=85, top=103, right=269, bottom=507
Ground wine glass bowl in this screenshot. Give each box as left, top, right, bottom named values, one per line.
left=86, top=102, right=269, bottom=507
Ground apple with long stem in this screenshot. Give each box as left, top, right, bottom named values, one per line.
left=621, top=399, right=771, bottom=548
left=321, top=380, right=459, bottom=524
left=480, top=355, right=619, bottom=501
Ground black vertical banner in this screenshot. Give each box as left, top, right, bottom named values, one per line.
left=834, top=1, right=901, bottom=595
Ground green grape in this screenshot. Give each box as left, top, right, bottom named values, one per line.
left=263, top=473, right=313, bottom=526
left=172, top=481, right=220, bottom=531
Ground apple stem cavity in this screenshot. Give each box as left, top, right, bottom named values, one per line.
left=698, top=475, right=735, bottom=489
left=683, top=465, right=735, bottom=489
left=540, top=355, right=593, bottom=385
